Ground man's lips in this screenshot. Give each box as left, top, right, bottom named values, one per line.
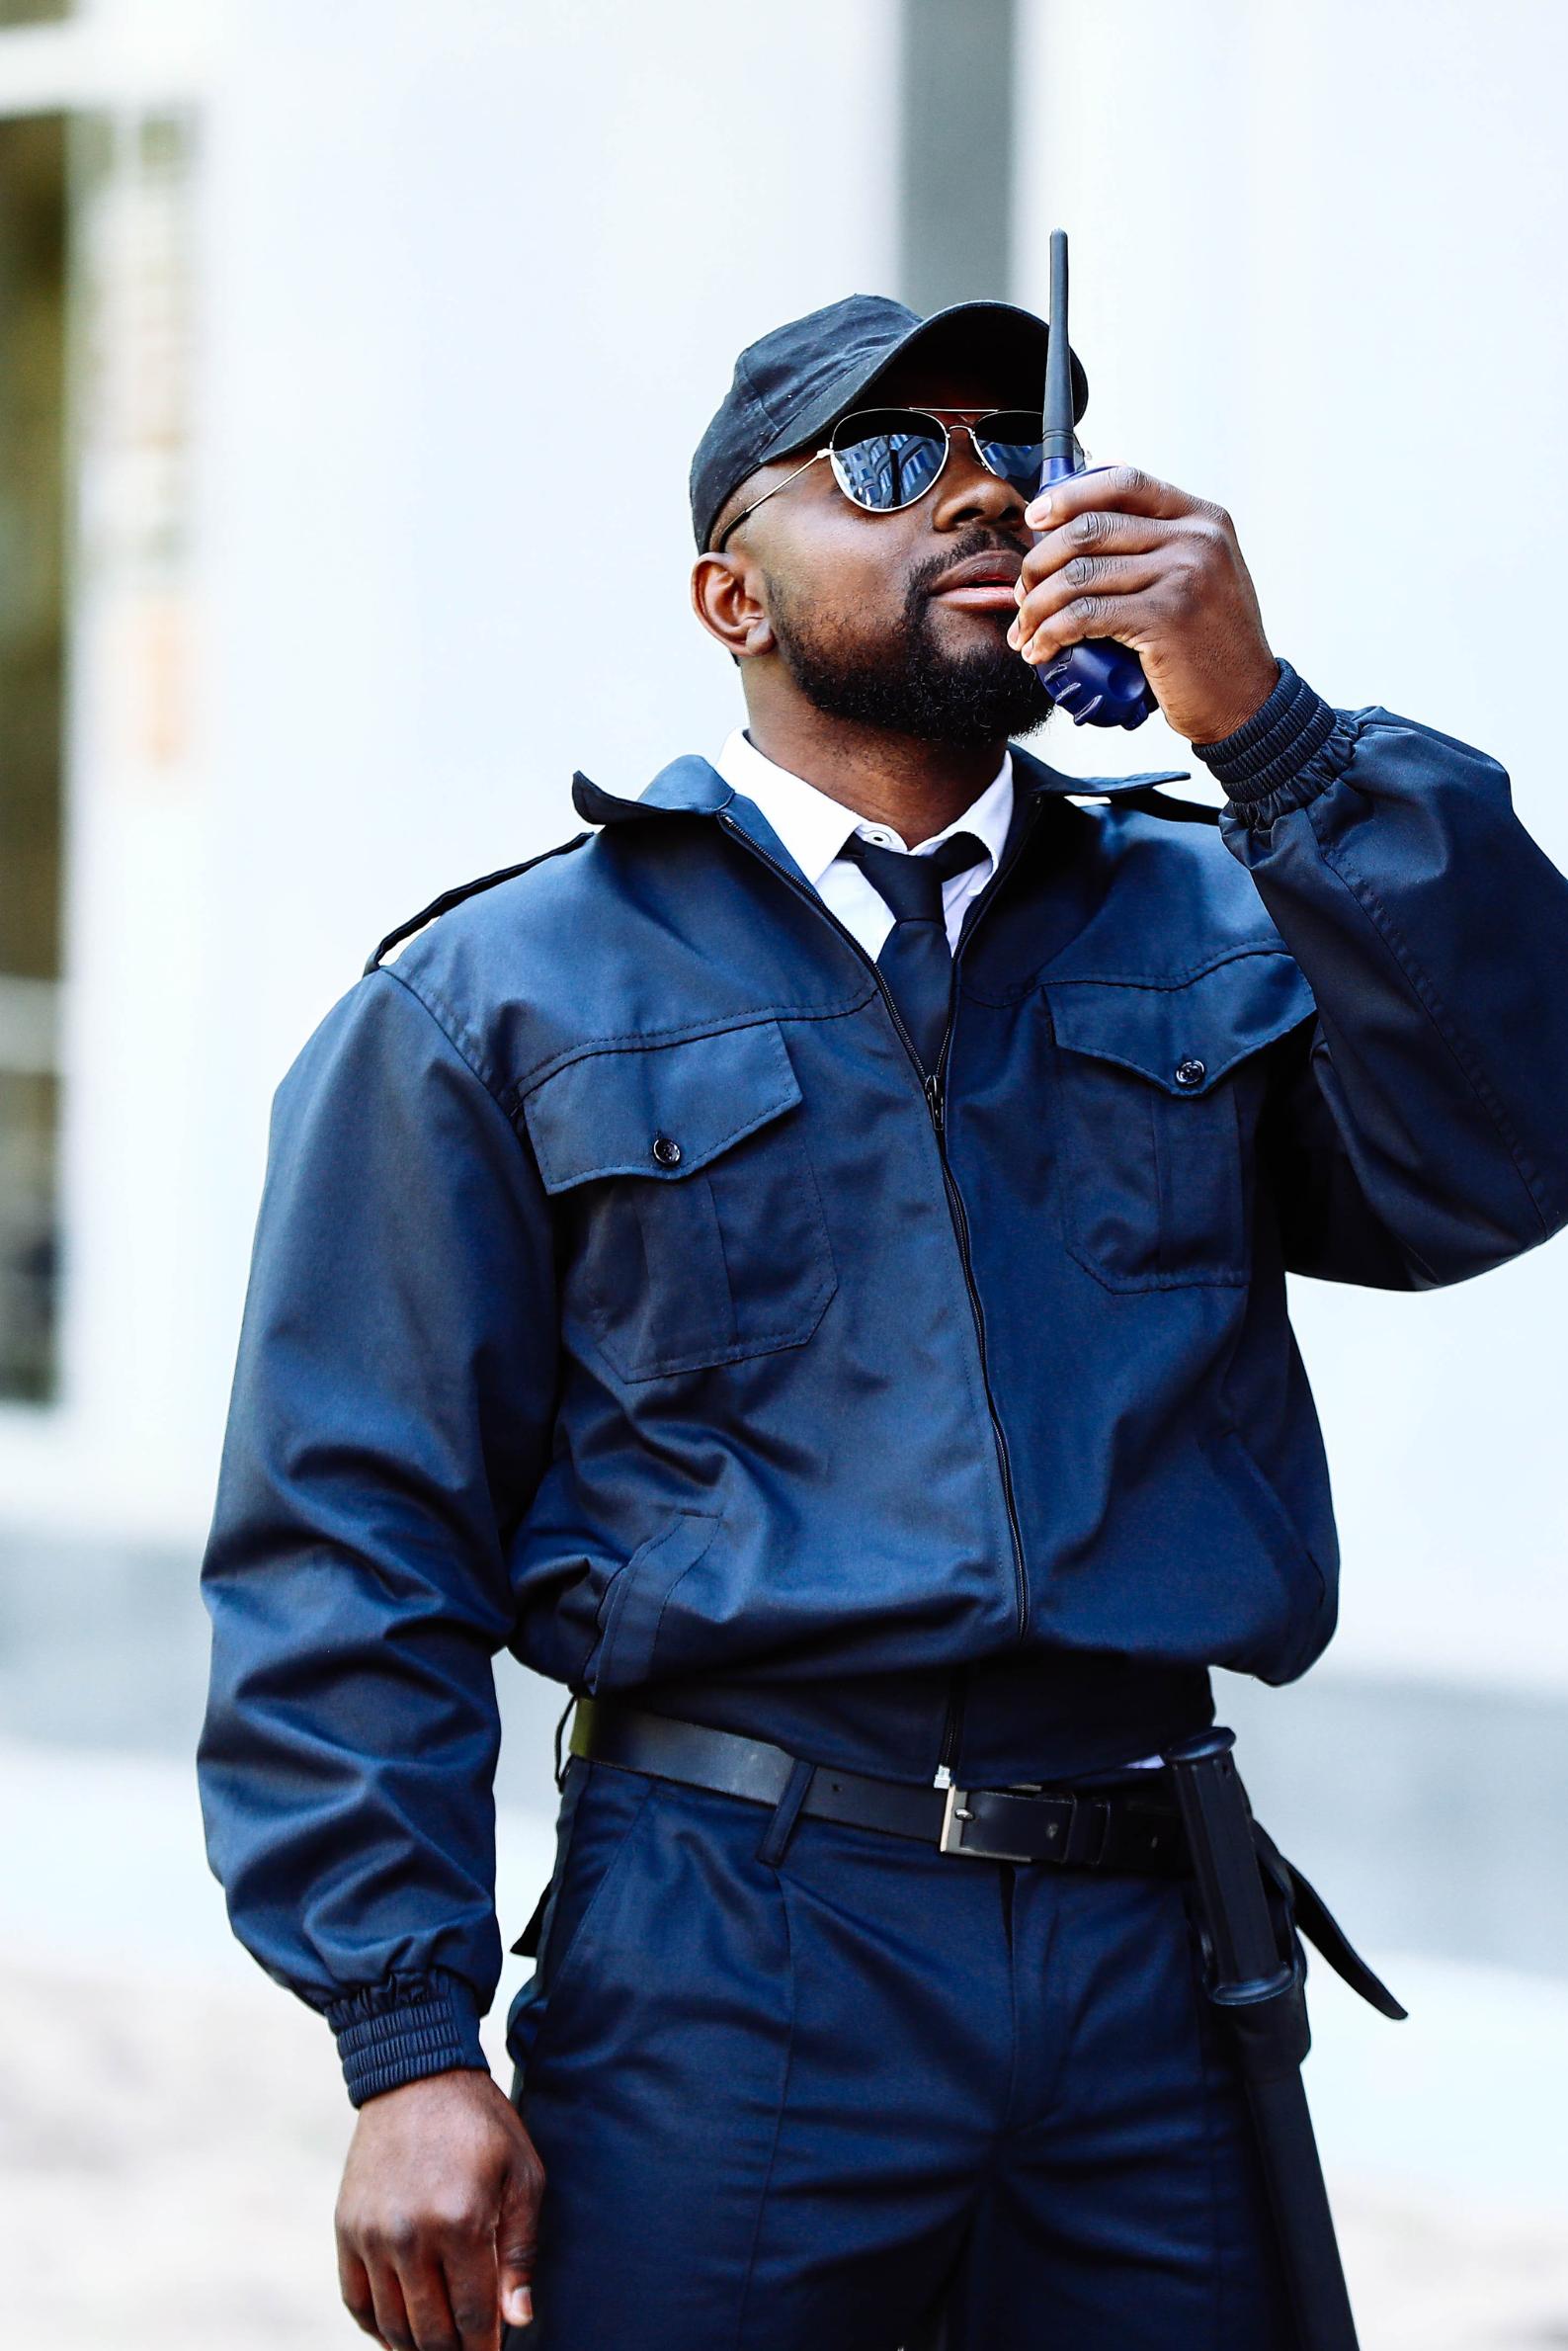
left=927, top=552, right=1025, bottom=612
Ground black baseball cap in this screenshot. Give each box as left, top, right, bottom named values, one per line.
left=690, top=294, right=1089, bottom=551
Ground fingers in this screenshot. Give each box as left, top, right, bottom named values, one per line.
left=339, top=2248, right=386, bottom=2343
left=1009, top=556, right=1166, bottom=665
left=418, top=2147, right=544, bottom=2350
left=1024, top=462, right=1223, bottom=533
left=403, top=2253, right=466, bottom=2351
left=365, top=2252, right=417, bottom=2351
left=1016, top=591, right=1161, bottom=668
left=1018, top=506, right=1183, bottom=592
left=344, top=2221, right=490, bottom=2351
left=497, top=2145, right=545, bottom=2333
left=437, top=2221, right=506, bottom=2351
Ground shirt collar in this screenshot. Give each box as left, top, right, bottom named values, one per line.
left=712, top=727, right=1015, bottom=894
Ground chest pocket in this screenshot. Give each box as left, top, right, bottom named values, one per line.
left=521, top=1018, right=837, bottom=1382
left=1043, top=953, right=1314, bottom=1292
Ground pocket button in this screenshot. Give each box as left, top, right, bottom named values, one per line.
left=1174, top=1056, right=1206, bottom=1090
left=650, top=1134, right=683, bottom=1167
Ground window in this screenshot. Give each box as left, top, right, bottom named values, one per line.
left=0, top=112, right=66, bottom=1399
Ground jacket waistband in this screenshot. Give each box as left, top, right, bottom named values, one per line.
left=594, top=1650, right=1216, bottom=1789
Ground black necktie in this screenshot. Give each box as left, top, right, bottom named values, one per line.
left=840, top=830, right=988, bottom=1074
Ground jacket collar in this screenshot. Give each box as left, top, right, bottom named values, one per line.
left=572, top=756, right=734, bottom=826
left=570, top=744, right=1192, bottom=831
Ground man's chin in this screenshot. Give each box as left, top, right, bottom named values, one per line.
left=930, top=652, right=1054, bottom=745
left=770, top=600, right=1052, bottom=745
left=912, top=610, right=1054, bottom=738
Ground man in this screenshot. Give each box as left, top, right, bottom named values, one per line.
left=198, top=293, right=1568, bottom=2351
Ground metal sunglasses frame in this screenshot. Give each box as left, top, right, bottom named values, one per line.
left=710, top=405, right=1069, bottom=552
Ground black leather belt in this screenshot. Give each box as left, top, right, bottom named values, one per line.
left=569, top=1695, right=1190, bottom=1875
left=544, top=1696, right=1405, bottom=2022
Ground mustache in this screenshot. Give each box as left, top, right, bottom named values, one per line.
left=907, top=527, right=1032, bottom=605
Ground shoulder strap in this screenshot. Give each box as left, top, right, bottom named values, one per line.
left=1108, top=786, right=1223, bottom=826
left=364, top=833, right=591, bottom=974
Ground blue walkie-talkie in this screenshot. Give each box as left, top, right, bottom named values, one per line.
left=1034, top=228, right=1156, bottom=730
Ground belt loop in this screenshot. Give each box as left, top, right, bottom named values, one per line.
left=1064, top=1796, right=1112, bottom=1868
left=756, top=1753, right=816, bottom=1868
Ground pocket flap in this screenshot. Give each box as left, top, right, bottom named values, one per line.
left=1045, top=954, right=1314, bottom=1094
left=522, top=1020, right=803, bottom=1193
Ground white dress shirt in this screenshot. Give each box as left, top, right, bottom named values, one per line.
left=712, top=727, right=1015, bottom=957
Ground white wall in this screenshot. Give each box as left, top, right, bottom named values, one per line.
left=0, top=0, right=901, bottom=1544
left=8, top=0, right=1565, bottom=1710
left=1019, top=0, right=1568, bottom=1692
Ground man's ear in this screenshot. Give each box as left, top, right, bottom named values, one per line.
left=691, top=547, right=776, bottom=662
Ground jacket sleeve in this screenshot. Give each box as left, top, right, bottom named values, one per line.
left=1201, top=661, right=1568, bottom=1288
left=197, top=963, right=559, bottom=2104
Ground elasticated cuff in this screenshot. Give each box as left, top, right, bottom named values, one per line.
left=326, top=1969, right=487, bottom=2107
left=1192, top=659, right=1339, bottom=805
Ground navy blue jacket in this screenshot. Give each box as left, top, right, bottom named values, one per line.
left=198, top=663, right=1568, bottom=2102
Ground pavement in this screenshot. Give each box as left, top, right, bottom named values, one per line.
left=4, top=1740, right=1568, bottom=2349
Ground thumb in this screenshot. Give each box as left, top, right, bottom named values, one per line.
left=497, top=2152, right=541, bottom=2331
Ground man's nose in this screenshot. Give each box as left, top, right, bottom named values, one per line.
left=930, top=431, right=1027, bottom=532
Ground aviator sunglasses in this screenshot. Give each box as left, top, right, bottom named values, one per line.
left=711, top=405, right=1068, bottom=550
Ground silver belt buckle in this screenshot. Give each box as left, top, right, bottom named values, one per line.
left=937, top=1781, right=972, bottom=1854
left=937, top=1781, right=1035, bottom=1863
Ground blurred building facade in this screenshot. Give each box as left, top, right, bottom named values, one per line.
left=0, top=0, right=1564, bottom=1973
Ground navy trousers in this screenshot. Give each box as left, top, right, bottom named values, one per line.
left=505, top=1754, right=1293, bottom=2349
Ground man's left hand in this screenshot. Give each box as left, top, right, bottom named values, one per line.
left=1009, top=466, right=1280, bottom=745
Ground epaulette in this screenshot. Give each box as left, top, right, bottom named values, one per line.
left=1097, top=786, right=1223, bottom=826
left=365, top=833, right=591, bottom=974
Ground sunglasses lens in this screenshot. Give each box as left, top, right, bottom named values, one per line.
left=830, top=410, right=949, bottom=512
left=974, top=411, right=1046, bottom=500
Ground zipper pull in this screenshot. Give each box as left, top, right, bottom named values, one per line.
left=925, top=1069, right=944, bottom=1131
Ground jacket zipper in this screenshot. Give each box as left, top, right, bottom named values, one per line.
left=716, top=801, right=1042, bottom=1779
left=927, top=817, right=1042, bottom=1778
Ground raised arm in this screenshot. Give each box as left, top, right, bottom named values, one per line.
left=1012, top=464, right=1568, bottom=1291
left=1202, top=665, right=1568, bottom=1287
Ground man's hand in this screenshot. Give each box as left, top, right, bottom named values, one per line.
left=335, top=2068, right=544, bottom=2349
left=1007, top=465, right=1280, bottom=745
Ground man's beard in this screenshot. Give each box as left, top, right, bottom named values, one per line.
left=766, top=533, right=1053, bottom=749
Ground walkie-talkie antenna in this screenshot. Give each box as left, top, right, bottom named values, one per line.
left=1041, top=226, right=1077, bottom=470
left=1030, top=226, right=1157, bottom=728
